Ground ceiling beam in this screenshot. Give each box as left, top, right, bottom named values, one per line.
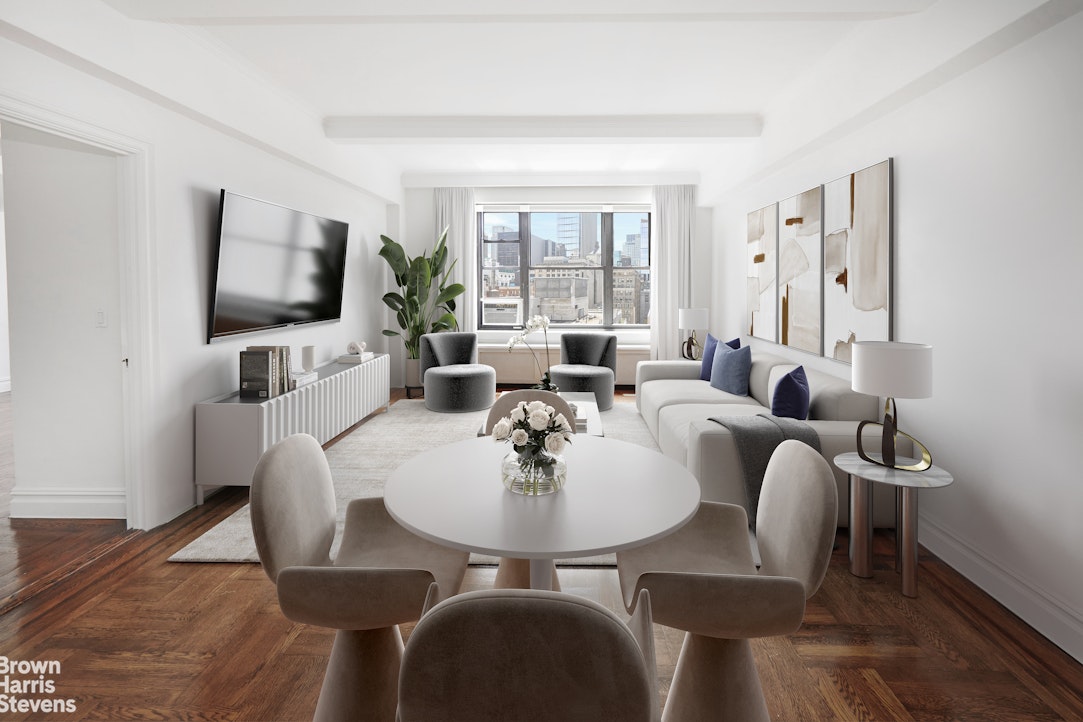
left=100, top=0, right=936, bottom=24
left=323, top=115, right=763, bottom=143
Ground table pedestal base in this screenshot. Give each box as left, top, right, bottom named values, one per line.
left=494, top=558, right=560, bottom=591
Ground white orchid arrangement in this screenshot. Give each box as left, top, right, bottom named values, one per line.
left=492, top=399, right=573, bottom=466
left=506, top=314, right=557, bottom=391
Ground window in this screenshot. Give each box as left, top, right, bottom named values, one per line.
left=478, top=208, right=651, bottom=329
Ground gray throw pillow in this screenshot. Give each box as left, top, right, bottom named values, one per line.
left=709, top=344, right=751, bottom=396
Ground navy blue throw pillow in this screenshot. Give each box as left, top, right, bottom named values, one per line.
left=772, top=366, right=810, bottom=420
left=725, top=337, right=741, bottom=350
left=709, top=344, right=752, bottom=396
left=699, top=334, right=718, bottom=381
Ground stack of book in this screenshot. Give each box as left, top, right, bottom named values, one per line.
left=239, top=346, right=292, bottom=399
left=290, top=370, right=319, bottom=389
left=338, top=351, right=376, bottom=364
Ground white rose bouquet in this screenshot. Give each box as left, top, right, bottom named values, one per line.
left=493, top=399, right=573, bottom=493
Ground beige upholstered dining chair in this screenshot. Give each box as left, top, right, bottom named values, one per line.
left=397, top=587, right=660, bottom=722
left=482, top=388, right=576, bottom=589
left=616, top=439, right=837, bottom=721
left=250, top=433, right=469, bottom=722
left=482, top=388, right=577, bottom=436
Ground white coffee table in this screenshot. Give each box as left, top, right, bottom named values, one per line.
left=559, top=391, right=603, bottom=436
left=384, top=435, right=701, bottom=591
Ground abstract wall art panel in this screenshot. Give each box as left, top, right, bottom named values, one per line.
left=823, top=158, right=892, bottom=362
left=746, top=203, right=778, bottom=342
left=778, top=187, right=822, bottom=355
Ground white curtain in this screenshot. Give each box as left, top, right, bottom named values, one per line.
left=650, top=185, right=697, bottom=360
left=434, top=187, right=477, bottom=332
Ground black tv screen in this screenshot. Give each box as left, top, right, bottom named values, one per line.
left=208, top=190, right=349, bottom=342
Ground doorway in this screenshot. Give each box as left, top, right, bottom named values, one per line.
left=1, top=122, right=128, bottom=520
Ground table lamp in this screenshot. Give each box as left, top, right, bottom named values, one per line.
left=851, top=341, right=933, bottom=471
left=678, top=308, right=708, bottom=360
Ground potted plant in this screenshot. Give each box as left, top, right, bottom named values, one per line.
left=379, top=228, right=466, bottom=389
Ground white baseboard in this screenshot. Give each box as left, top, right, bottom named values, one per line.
left=9, top=486, right=126, bottom=519
left=0, top=378, right=10, bottom=392
left=921, top=515, right=1083, bottom=664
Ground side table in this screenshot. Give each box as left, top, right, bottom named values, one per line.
left=833, top=452, right=953, bottom=597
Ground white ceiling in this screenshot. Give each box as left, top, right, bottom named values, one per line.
left=98, top=0, right=948, bottom=190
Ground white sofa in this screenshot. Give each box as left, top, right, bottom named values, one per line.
left=636, top=349, right=905, bottom=527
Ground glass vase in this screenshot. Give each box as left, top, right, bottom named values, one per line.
left=501, top=449, right=567, bottom=495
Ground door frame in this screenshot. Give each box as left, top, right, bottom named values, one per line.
left=0, top=90, right=156, bottom=530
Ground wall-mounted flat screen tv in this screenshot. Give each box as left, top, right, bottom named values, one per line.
left=208, top=190, right=349, bottom=342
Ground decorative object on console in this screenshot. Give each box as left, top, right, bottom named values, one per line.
left=507, top=314, right=557, bottom=391
left=823, top=159, right=893, bottom=362
left=246, top=345, right=292, bottom=396
left=678, top=307, right=708, bottom=360
left=851, top=341, right=932, bottom=471
left=239, top=350, right=274, bottom=399
left=301, top=345, right=315, bottom=373
left=778, top=186, right=823, bottom=355
left=747, top=203, right=778, bottom=342
left=492, top=399, right=573, bottom=495
left=708, top=343, right=752, bottom=396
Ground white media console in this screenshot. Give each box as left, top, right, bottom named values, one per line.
left=194, top=353, right=390, bottom=504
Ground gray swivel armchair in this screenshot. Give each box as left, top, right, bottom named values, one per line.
left=250, top=433, right=469, bottom=722
left=398, top=587, right=660, bottom=722
left=548, top=333, right=617, bottom=411
left=419, top=332, right=496, bottom=413
left=616, top=439, right=837, bottom=721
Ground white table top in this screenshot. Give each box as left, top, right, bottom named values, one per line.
left=385, top=435, right=701, bottom=560
left=834, top=452, right=954, bottom=489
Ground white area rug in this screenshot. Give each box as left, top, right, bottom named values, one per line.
left=169, top=398, right=658, bottom=565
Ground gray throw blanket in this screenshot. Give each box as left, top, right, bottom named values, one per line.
left=707, top=413, right=820, bottom=531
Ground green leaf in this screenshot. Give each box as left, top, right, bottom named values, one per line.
left=381, top=329, right=401, bottom=338
left=434, top=283, right=466, bottom=307
left=381, top=292, right=405, bottom=311
left=378, top=237, right=408, bottom=277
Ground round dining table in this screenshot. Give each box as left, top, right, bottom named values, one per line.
left=384, top=434, right=701, bottom=590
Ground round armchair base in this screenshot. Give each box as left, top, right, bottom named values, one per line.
left=549, top=365, right=615, bottom=411
left=424, top=364, right=496, bottom=413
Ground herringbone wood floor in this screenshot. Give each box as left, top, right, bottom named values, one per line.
left=1, top=390, right=1081, bottom=721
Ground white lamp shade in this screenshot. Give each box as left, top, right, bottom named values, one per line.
left=851, top=341, right=933, bottom=399
left=678, top=308, right=708, bottom=330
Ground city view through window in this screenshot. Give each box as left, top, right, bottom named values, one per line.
left=479, top=210, right=650, bottom=328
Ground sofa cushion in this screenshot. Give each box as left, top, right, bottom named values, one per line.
left=709, top=344, right=751, bottom=395
left=767, top=364, right=878, bottom=422
left=699, top=334, right=717, bottom=381
left=638, top=379, right=753, bottom=438
left=657, top=402, right=764, bottom=466
left=699, top=335, right=741, bottom=381
left=771, top=366, right=810, bottom=420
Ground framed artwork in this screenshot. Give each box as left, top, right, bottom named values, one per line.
left=778, top=186, right=822, bottom=355
left=823, top=158, right=893, bottom=362
left=746, top=203, right=777, bottom=342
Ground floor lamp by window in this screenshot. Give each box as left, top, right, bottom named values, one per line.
left=851, top=341, right=933, bottom=471
left=678, top=308, right=708, bottom=360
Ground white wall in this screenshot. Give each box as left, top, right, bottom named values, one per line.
left=0, top=27, right=397, bottom=528
left=710, top=12, right=1083, bottom=661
